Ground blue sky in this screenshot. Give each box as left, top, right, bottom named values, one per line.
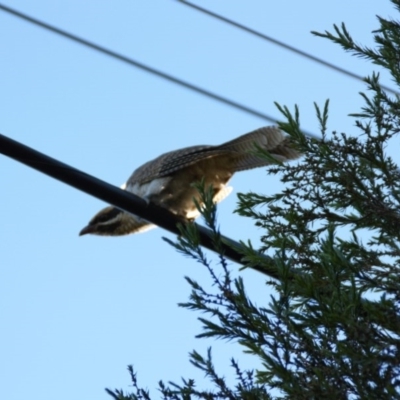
left=0, top=1, right=398, bottom=399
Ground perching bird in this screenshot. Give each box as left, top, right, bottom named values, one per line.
left=79, top=126, right=301, bottom=236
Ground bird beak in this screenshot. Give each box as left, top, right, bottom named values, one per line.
left=79, top=225, right=95, bottom=236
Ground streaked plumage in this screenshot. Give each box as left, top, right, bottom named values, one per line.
left=79, top=126, right=301, bottom=236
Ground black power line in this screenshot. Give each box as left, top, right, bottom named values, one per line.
left=0, top=132, right=278, bottom=277
left=177, top=0, right=399, bottom=96
left=2, top=131, right=400, bottom=335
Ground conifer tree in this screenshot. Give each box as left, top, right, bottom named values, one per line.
left=106, top=2, right=400, bottom=398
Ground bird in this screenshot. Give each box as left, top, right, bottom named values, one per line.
left=79, top=126, right=301, bottom=236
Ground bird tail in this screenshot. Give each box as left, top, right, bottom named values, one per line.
left=219, top=126, right=301, bottom=172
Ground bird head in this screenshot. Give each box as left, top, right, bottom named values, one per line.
left=79, top=206, right=136, bottom=236
left=79, top=206, right=155, bottom=236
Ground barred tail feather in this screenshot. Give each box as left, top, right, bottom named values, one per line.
left=220, top=126, right=301, bottom=172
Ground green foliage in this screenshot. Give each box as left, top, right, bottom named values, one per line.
left=106, top=3, right=400, bottom=399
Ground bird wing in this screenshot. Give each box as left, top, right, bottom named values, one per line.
left=126, top=145, right=232, bottom=184
left=126, top=126, right=301, bottom=184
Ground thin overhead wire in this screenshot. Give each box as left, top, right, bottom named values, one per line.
left=177, top=0, right=399, bottom=96
left=0, top=132, right=278, bottom=277
left=0, top=3, right=320, bottom=140
left=0, top=3, right=275, bottom=123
